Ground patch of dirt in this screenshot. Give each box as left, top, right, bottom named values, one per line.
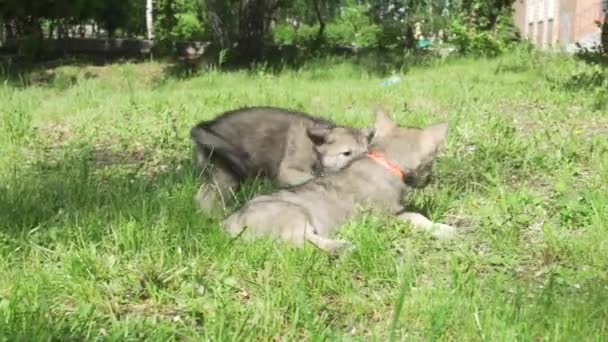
left=30, top=123, right=186, bottom=179
left=574, top=117, right=608, bottom=140
left=58, top=297, right=204, bottom=327
left=33, top=122, right=75, bottom=147
left=92, top=142, right=147, bottom=167
left=494, top=100, right=556, bottom=136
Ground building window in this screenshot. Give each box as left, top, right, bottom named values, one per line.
left=526, top=0, right=535, bottom=24
left=537, top=0, right=544, bottom=22
left=546, top=0, right=555, bottom=19
left=527, top=0, right=555, bottom=23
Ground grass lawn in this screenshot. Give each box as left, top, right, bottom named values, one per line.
left=0, top=51, right=607, bottom=340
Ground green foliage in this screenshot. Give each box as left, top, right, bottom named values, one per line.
left=450, top=18, right=514, bottom=57
left=1, top=0, right=522, bottom=61
left=603, top=13, right=608, bottom=53
left=272, top=24, right=298, bottom=45
left=171, top=13, right=205, bottom=41
left=153, top=0, right=208, bottom=42
left=273, top=3, right=380, bottom=49
left=448, top=0, right=518, bottom=56
left=324, top=23, right=353, bottom=46
left=562, top=68, right=608, bottom=91
left=458, top=0, right=516, bottom=30
left=296, top=25, right=320, bottom=46
left=573, top=15, right=608, bottom=67
left=336, top=4, right=381, bottom=48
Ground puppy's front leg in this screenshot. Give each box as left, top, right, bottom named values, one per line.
left=396, top=212, right=457, bottom=240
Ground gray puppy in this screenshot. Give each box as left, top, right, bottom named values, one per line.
left=191, top=106, right=372, bottom=214
left=222, top=107, right=456, bottom=254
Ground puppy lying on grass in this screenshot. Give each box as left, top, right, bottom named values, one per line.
left=222, top=107, right=456, bottom=254
left=190, top=106, right=372, bottom=215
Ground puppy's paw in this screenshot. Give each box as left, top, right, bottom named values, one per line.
left=328, top=240, right=356, bottom=257
left=194, top=184, right=225, bottom=216
left=429, top=223, right=458, bottom=240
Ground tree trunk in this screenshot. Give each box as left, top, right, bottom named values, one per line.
left=602, top=12, right=608, bottom=53
left=206, top=0, right=230, bottom=48
left=312, top=0, right=325, bottom=40
left=146, top=0, right=154, bottom=40
left=48, top=20, right=55, bottom=39
left=237, top=0, right=269, bottom=62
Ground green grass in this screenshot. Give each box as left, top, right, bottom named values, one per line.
left=0, top=51, right=607, bottom=340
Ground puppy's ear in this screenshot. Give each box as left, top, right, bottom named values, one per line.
left=307, top=124, right=333, bottom=145
left=373, top=105, right=396, bottom=138
left=361, top=127, right=376, bottom=144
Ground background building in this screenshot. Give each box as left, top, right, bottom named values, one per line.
left=513, top=0, right=608, bottom=51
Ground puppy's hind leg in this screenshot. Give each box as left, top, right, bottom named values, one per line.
left=304, top=224, right=355, bottom=256
left=195, top=163, right=240, bottom=216
left=397, top=212, right=457, bottom=240
left=222, top=200, right=354, bottom=256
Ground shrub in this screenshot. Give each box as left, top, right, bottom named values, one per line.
left=272, top=24, right=297, bottom=45
left=171, top=13, right=205, bottom=41
left=494, top=43, right=537, bottom=73
left=325, top=23, right=353, bottom=47
left=295, top=24, right=320, bottom=46
left=450, top=20, right=505, bottom=57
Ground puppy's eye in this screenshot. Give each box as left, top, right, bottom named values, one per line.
left=342, top=151, right=352, bottom=157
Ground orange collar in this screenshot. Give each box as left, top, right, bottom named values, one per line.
left=367, top=152, right=405, bottom=181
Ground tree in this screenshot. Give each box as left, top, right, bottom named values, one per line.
left=205, top=0, right=233, bottom=48
left=146, top=0, right=154, bottom=39
left=458, top=0, right=515, bottom=31
left=237, top=0, right=274, bottom=62
left=602, top=11, right=608, bottom=53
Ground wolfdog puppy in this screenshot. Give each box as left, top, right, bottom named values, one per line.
left=222, top=107, right=456, bottom=254
left=190, top=106, right=372, bottom=214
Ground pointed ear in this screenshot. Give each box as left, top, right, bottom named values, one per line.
left=423, top=122, right=448, bottom=148
left=361, top=127, right=376, bottom=144
left=306, top=124, right=332, bottom=145
left=373, top=105, right=396, bottom=138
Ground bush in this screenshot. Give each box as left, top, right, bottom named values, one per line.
left=494, top=43, right=537, bottom=73
left=561, top=67, right=608, bottom=91
left=171, top=13, right=205, bottom=41
left=376, top=22, right=406, bottom=49
left=574, top=15, right=608, bottom=66
left=272, top=24, right=297, bottom=45
left=273, top=4, right=380, bottom=51
left=325, top=23, right=353, bottom=46
left=338, top=4, right=380, bottom=48
left=450, top=21, right=505, bottom=57
left=295, top=25, right=320, bottom=46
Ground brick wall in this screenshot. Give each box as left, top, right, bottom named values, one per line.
left=515, top=0, right=606, bottom=51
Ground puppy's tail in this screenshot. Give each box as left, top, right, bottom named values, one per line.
left=190, top=123, right=240, bottom=154
left=190, top=123, right=249, bottom=176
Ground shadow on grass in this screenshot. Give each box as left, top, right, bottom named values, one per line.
left=0, top=54, right=157, bottom=88
left=1, top=46, right=444, bottom=89
left=0, top=143, right=205, bottom=241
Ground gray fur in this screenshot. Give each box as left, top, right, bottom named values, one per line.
left=222, top=107, right=457, bottom=254
left=191, top=106, right=371, bottom=214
